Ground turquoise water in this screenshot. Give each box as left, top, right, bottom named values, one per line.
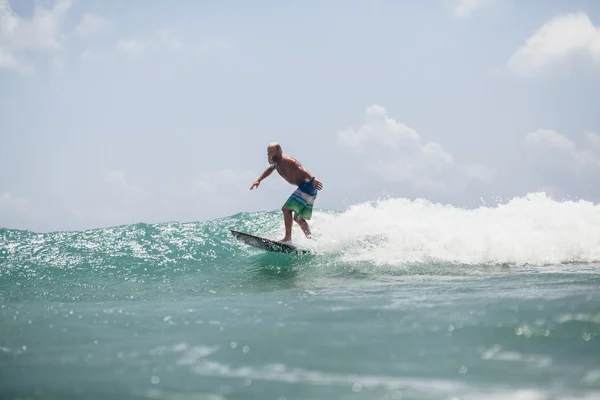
left=1, top=193, right=600, bottom=399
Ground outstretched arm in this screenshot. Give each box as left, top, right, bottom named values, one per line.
left=250, top=165, right=275, bottom=190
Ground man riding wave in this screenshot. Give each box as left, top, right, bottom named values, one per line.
left=250, top=142, right=323, bottom=243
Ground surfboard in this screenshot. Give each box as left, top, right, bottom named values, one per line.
left=230, top=230, right=310, bottom=254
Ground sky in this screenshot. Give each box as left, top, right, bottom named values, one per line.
left=1, top=0, right=600, bottom=232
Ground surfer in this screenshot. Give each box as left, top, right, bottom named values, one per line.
left=250, top=142, right=323, bottom=243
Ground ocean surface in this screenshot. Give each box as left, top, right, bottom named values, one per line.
left=1, top=192, right=600, bottom=400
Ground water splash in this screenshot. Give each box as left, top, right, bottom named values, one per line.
left=310, top=192, right=600, bottom=267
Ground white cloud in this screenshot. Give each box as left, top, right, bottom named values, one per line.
left=71, top=169, right=152, bottom=227
left=584, top=131, right=600, bottom=150
left=74, top=12, right=106, bottom=38
left=507, top=12, right=600, bottom=77
left=103, top=169, right=146, bottom=197
left=117, top=29, right=183, bottom=58
left=187, top=169, right=258, bottom=208
left=337, top=105, right=494, bottom=194
left=80, top=48, right=101, bottom=61
left=0, top=0, right=72, bottom=73
left=337, top=105, right=419, bottom=150
left=1, top=1, right=225, bottom=71
left=524, top=129, right=578, bottom=154
left=449, top=0, right=496, bottom=19
left=523, top=129, right=600, bottom=178
left=461, top=163, right=496, bottom=182
left=521, top=129, right=600, bottom=200
left=0, top=45, right=32, bottom=74
left=0, top=192, right=30, bottom=215
left=116, top=38, right=148, bottom=58
left=51, top=54, right=66, bottom=72
left=0, top=192, right=43, bottom=229
left=198, top=37, right=235, bottom=52
left=157, top=29, right=183, bottom=51
left=192, top=170, right=245, bottom=194
left=70, top=168, right=261, bottom=229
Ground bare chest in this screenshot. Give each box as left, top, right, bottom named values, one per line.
left=274, top=160, right=301, bottom=183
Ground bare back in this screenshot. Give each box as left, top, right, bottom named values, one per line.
left=272, top=155, right=312, bottom=186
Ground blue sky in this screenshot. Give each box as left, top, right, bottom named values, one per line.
left=1, top=0, right=600, bottom=232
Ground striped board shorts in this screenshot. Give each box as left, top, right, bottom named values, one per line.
left=283, top=179, right=318, bottom=220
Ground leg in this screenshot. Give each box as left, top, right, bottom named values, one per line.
left=294, top=216, right=312, bottom=238
left=280, top=206, right=293, bottom=242
left=280, top=184, right=315, bottom=243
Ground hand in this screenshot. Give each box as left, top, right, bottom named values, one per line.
left=312, top=177, right=323, bottom=190
left=250, top=180, right=260, bottom=190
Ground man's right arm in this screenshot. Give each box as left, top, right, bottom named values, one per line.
left=250, top=165, right=275, bottom=190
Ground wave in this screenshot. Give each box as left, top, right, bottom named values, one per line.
left=1, top=192, right=599, bottom=283
left=308, top=191, right=600, bottom=267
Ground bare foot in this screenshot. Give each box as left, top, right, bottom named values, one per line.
left=279, top=237, right=291, bottom=243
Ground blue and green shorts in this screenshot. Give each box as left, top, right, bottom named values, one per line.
left=283, top=179, right=318, bottom=220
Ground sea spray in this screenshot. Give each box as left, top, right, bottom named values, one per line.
left=312, top=192, right=600, bottom=266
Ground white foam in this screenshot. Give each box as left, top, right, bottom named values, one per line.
left=556, top=313, right=600, bottom=324
left=176, top=345, right=220, bottom=366
left=481, top=345, right=552, bottom=368
left=191, top=360, right=468, bottom=393
left=187, top=359, right=597, bottom=400
left=144, top=388, right=225, bottom=400
left=306, top=192, right=600, bottom=267
left=458, top=389, right=548, bottom=400
left=582, top=370, right=600, bottom=385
